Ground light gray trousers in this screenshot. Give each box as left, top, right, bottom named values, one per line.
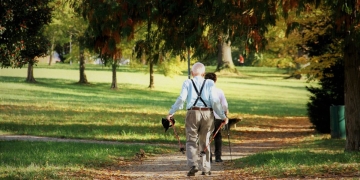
left=185, top=109, right=214, bottom=172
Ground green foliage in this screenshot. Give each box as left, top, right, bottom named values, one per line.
left=283, top=6, right=345, bottom=133
left=43, top=0, right=88, bottom=63
left=157, top=57, right=188, bottom=77
left=63, top=43, right=94, bottom=64
left=43, top=1, right=71, bottom=45
left=154, top=0, right=278, bottom=66
left=0, top=0, right=52, bottom=68
left=307, top=60, right=344, bottom=133
left=72, top=0, right=144, bottom=59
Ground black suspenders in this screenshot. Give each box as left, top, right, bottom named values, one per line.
left=191, top=79, right=208, bottom=107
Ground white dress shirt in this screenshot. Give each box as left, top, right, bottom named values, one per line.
left=213, top=87, right=228, bottom=119
left=168, top=76, right=226, bottom=119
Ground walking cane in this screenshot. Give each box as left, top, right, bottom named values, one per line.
left=199, top=120, right=226, bottom=157
left=169, top=119, right=186, bottom=154
left=226, top=124, right=232, bottom=162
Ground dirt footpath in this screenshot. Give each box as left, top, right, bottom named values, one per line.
left=96, top=117, right=316, bottom=179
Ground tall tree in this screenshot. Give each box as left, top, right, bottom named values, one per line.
left=154, top=0, right=277, bottom=72
left=133, top=2, right=171, bottom=88
left=284, top=0, right=360, bottom=151
left=154, top=1, right=359, bottom=151
left=0, top=0, right=52, bottom=82
left=43, top=0, right=69, bottom=66
left=23, top=31, right=50, bottom=82
left=71, top=0, right=143, bottom=89
left=47, top=1, right=89, bottom=84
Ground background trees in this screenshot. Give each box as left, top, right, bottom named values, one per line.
left=2, top=0, right=358, bottom=151
left=44, top=1, right=91, bottom=85
left=72, top=0, right=144, bottom=89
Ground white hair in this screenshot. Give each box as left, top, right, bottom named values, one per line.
left=191, top=62, right=205, bottom=76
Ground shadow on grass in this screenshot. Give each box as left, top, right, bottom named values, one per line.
left=0, top=121, right=186, bottom=144
left=0, top=140, right=169, bottom=168
left=1, top=104, right=312, bottom=144
left=0, top=76, right=176, bottom=108
left=0, top=76, right=307, bottom=116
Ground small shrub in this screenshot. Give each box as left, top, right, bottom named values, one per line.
left=306, top=60, right=344, bottom=133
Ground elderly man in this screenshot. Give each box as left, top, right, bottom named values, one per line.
left=167, top=62, right=228, bottom=177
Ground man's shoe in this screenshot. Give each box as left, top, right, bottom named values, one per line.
left=201, top=171, right=211, bottom=176
left=187, top=166, right=199, bottom=176
left=215, top=156, right=223, bottom=162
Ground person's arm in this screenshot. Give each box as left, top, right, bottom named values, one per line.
left=210, top=84, right=228, bottom=124
left=219, top=89, right=229, bottom=115
left=167, top=80, right=189, bottom=119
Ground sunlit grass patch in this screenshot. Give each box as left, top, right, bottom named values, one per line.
left=230, top=137, right=360, bottom=178
left=0, top=66, right=310, bottom=142
left=0, top=66, right=329, bottom=179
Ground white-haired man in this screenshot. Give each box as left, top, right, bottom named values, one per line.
left=167, top=62, right=228, bottom=176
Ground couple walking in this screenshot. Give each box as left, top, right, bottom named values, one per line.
left=166, top=62, right=229, bottom=176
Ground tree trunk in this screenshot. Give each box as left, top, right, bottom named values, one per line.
left=78, top=39, right=88, bottom=84
left=141, top=52, right=146, bottom=65
left=147, top=8, right=154, bottom=89
left=48, top=36, right=55, bottom=66
left=149, top=61, right=154, bottom=88
left=344, top=37, right=360, bottom=152
left=26, top=62, right=36, bottom=83
left=216, top=39, right=237, bottom=72
left=111, top=61, right=118, bottom=89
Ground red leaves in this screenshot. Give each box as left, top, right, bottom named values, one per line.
left=282, top=0, right=299, bottom=13
left=201, top=39, right=211, bottom=50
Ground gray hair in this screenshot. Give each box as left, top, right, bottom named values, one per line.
left=191, top=62, right=205, bottom=76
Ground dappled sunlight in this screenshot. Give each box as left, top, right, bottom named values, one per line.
left=1, top=67, right=333, bottom=179
left=229, top=116, right=315, bottom=147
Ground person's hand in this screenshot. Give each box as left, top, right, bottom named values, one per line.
left=223, top=117, right=229, bottom=125
left=224, top=110, right=229, bottom=116
left=167, top=114, right=173, bottom=121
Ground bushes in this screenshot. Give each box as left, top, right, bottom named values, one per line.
left=306, top=60, right=344, bottom=133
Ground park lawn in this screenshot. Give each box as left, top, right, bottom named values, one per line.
left=229, top=136, right=360, bottom=179
left=0, top=141, right=169, bottom=179
left=0, top=65, right=312, bottom=142
left=0, top=65, right=330, bottom=179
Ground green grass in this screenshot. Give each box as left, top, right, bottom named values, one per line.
left=232, top=137, right=360, bottom=178
left=0, top=65, right=319, bottom=179
left=0, top=141, right=168, bottom=179
left=0, top=66, right=312, bottom=141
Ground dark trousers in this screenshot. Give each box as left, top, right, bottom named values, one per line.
left=213, top=119, right=223, bottom=157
